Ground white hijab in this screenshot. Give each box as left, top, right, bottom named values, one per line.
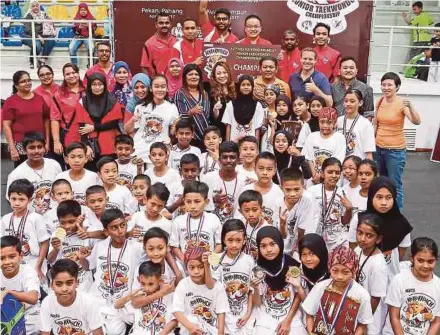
left=26, top=0, right=47, bottom=23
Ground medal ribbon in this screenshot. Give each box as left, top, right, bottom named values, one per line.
left=212, top=251, right=242, bottom=271
left=107, top=239, right=128, bottom=295
left=204, top=154, right=218, bottom=174
left=186, top=213, right=205, bottom=245
left=149, top=297, right=163, bottom=335
left=259, top=255, right=286, bottom=277
left=321, top=185, right=338, bottom=224
left=220, top=171, right=238, bottom=200
left=342, top=115, right=359, bottom=152
left=9, top=210, right=29, bottom=243
left=356, top=246, right=377, bottom=282
left=244, top=219, right=263, bottom=254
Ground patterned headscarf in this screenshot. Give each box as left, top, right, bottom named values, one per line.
left=264, top=84, right=281, bottom=96
left=318, top=106, right=338, bottom=122
left=184, top=246, right=205, bottom=267
left=328, top=244, right=359, bottom=276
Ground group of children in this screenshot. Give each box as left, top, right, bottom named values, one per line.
left=2, top=88, right=440, bottom=335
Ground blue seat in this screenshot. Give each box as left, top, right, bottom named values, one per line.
left=0, top=27, right=5, bottom=44
left=55, top=26, right=74, bottom=47
left=1, top=5, right=22, bottom=19
left=3, top=25, right=24, bottom=46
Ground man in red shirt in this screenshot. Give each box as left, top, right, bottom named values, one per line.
left=278, top=29, right=301, bottom=82
left=313, top=22, right=341, bottom=83
left=173, top=18, right=203, bottom=67
left=237, top=15, right=272, bottom=45
left=83, top=41, right=115, bottom=91
left=199, top=0, right=238, bottom=43
left=140, top=11, right=177, bottom=76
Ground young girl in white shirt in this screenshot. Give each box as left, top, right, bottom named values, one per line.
left=355, top=212, right=388, bottom=335
left=211, top=219, right=256, bottom=335
left=296, top=95, right=325, bottom=149
left=384, top=237, right=440, bottom=335
left=341, top=155, right=361, bottom=190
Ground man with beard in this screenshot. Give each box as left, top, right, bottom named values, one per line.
left=140, top=12, right=177, bottom=76
left=278, top=30, right=302, bottom=82
left=83, top=41, right=115, bottom=91
left=237, top=14, right=272, bottom=45
left=199, top=0, right=238, bottom=43
left=313, top=22, right=341, bottom=82
left=253, top=56, right=291, bottom=102
left=173, top=18, right=203, bottom=67
left=331, top=56, right=374, bottom=118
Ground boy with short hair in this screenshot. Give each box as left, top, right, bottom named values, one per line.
left=145, top=142, right=180, bottom=189
left=40, top=259, right=104, bottom=334
left=114, top=134, right=144, bottom=190
left=1, top=179, right=50, bottom=281
left=47, top=199, right=95, bottom=292
left=237, top=135, right=259, bottom=184
left=1, top=236, right=40, bottom=335
left=131, top=174, right=151, bottom=212
left=169, top=118, right=202, bottom=170
left=275, top=168, right=319, bottom=259
left=6, top=131, right=62, bottom=214
left=55, top=142, right=101, bottom=205
left=97, top=156, right=138, bottom=216
left=200, top=126, right=222, bottom=175
left=202, top=141, right=247, bottom=223
left=77, top=208, right=144, bottom=335
left=170, top=181, right=222, bottom=264
left=238, top=190, right=270, bottom=260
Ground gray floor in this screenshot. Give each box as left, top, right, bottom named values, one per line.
left=2, top=152, right=440, bottom=273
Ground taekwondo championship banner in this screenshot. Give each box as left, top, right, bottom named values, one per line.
left=113, top=0, right=373, bottom=79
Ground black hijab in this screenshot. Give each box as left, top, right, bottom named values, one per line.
left=256, top=226, right=299, bottom=291
left=308, top=95, right=325, bottom=132
left=367, top=176, right=413, bottom=252
left=298, top=234, right=329, bottom=290
left=232, top=75, right=258, bottom=126
left=276, top=94, right=295, bottom=123
left=83, top=73, right=117, bottom=121
left=274, top=130, right=293, bottom=174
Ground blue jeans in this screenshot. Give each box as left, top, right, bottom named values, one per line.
left=69, top=38, right=90, bottom=66
left=22, top=38, right=55, bottom=65
left=374, top=146, right=406, bottom=211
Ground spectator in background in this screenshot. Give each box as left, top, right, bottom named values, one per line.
left=173, top=18, right=203, bottom=67
left=2, top=71, right=50, bottom=167
left=141, top=11, right=176, bottom=76
left=69, top=3, right=96, bottom=68
left=112, top=61, right=132, bottom=108
left=34, top=65, right=59, bottom=107
left=22, top=0, right=56, bottom=69
left=199, top=0, right=238, bottom=43
left=313, top=22, right=341, bottom=82
left=428, top=23, right=440, bottom=82
left=83, top=41, right=114, bottom=91
left=402, top=1, right=434, bottom=60
left=289, top=48, right=333, bottom=107
left=278, top=29, right=301, bottom=83
left=237, top=14, right=272, bottom=45
left=125, top=73, right=151, bottom=115
left=331, top=57, right=374, bottom=118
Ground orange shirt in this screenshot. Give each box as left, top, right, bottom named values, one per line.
left=375, top=96, right=406, bottom=149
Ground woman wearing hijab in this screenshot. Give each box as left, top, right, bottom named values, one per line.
left=112, top=61, right=133, bottom=107
left=69, top=3, right=96, bottom=67
left=125, top=73, right=151, bottom=114
left=251, top=226, right=302, bottom=335
left=221, top=75, right=265, bottom=142
left=22, top=0, right=56, bottom=68
left=165, top=58, right=183, bottom=100
left=367, top=176, right=413, bottom=284
left=77, top=73, right=123, bottom=168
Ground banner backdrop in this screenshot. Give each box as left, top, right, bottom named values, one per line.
left=114, top=0, right=373, bottom=79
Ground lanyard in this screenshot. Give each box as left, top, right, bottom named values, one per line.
left=342, top=115, right=359, bottom=144
left=212, top=252, right=242, bottom=272
left=107, top=240, right=128, bottom=295
left=186, top=213, right=205, bottom=245
left=321, top=185, right=338, bottom=224
left=301, top=273, right=327, bottom=289
left=260, top=255, right=286, bottom=277
left=9, top=211, right=29, bottom=242
left=244, top=219, right=264, bottom=254
left=219, top=171, right=238, bottom=199
left=319, top=280, right=353, bottom=335
left=148, top=297, right=163, bottom=335
left=356, top=246, right=377, bottom=282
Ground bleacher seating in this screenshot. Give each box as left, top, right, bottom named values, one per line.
left=93, top=5, right=107, bottom=20
left=55, top=26, right=74, bottom=47
left=46, top=4, right=69, bottom=20
left=1, top=4, right=21, bottom=19
left=2, top=25, right=24, bottom=47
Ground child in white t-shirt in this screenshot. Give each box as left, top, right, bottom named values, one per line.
left=211, top=219, right=256, bottom=334
left=114, top=134, right=143, bottom=190
left=6, top=131, right=62, bottom=214
left=97, top=157, right=138, bottom=216
left=131, top=174, right=151, bottom=212
left=302, top=244, right=374, bottom=334
left=169, top=118, right=202, bottom=170
left=354, top=213, right=388, bottom=335
left=145, top=142, right=180, bottom=189
left=0, top=236, right=41, bottom=335
left=40, top=259, right=103, bottom=334
left=296, top=95, right=325, bottom=149
left=54, top=142, right=101, bottom=206
left=200, top=126, right=222, bottom=175
left=1, top=179, right=50, bottom=281
left=384, top=237, right=440, bottom=335
left=341, top=155, right=362, bottom=192
left=336, top=89, right=375, bottom=160
left=172, top=246, right=230, bottom=335
left=236, top=136, right=259, bottom=185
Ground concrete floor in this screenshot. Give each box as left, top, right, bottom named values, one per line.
left=1, top=152, right=440, bottom=272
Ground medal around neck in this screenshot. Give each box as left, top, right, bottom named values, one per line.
left=208, top=252, right=220, bottom=266
left=54, top=227, right=67, bottom=241
left=287, top=266, right=301, bottom=278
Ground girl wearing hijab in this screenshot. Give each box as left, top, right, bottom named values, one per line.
left=297, top=95, right=326, bottom=149
left=22, top=0, right=56, bottom=68
left=273, top=130, right=312, bottom=184
left=77, top=73, right=123, bottom=168
left=112, top=61, right=133, bottom=107
left=69, top=3, right=96, bottom=67
left=222, top=75, right=265, bottom=142
left=302, top=244, right=373, bottom=335
left=261, top=84, right=281, bottom=153
left=269, top=95, right=296, bottom=139
left=165, top=58, right=183, bottom=100
left=125, top=73, right=151, bottom=114
left=251, top=226, right=302, bottom=335
left=367, top=176, right=413, bottom=284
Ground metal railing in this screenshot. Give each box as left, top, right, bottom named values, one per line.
left=0, top=18, right=112, bottom=67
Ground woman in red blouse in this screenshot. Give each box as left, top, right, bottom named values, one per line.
left=2, top=71, right=50, bottom=167
left=34, top=65, right=59, bottom=107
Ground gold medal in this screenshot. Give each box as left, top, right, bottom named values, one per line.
left=54, top=227, right=67, bottom=241
left=208, top=253, right=220, bottom=266
left=287, top=266, right=301, bottom=278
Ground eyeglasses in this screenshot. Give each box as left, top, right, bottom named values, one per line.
left=18, top=79, right=32, bottom=84
left=39, top=72, right=52, bottom=78
left=215, top=17, right=229, bottom=21
left=98, top=49, right=110, bottom=53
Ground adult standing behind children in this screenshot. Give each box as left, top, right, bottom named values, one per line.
left=237, top=14, right=272, bottom=45
left=83, top=41, right=114, bottom=91
left=173, top=18, right=203, bottom=67
left=34, top=65, right=59, bottom=108
left=278, top=29, right=302, bottom=83
left=374, top=72, right=421, bottom=211
left=312, top=22, right=341, bottom=82
left=199, top=0, right=238, bottom=43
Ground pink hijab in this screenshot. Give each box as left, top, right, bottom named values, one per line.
left=166, top=58, right=183, bottom=99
